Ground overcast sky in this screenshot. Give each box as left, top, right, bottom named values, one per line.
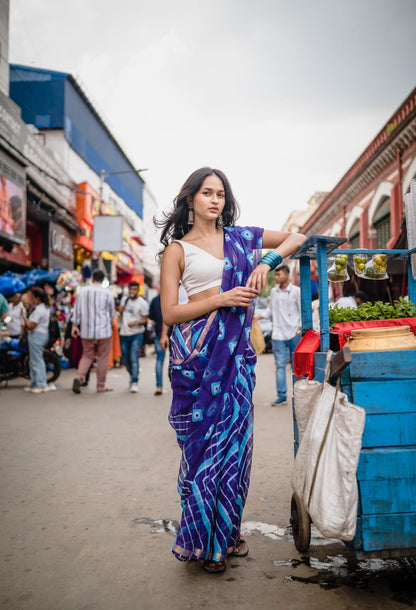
left=9, top=0, right=416, bottom=230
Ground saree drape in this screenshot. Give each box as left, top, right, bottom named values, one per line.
left=169, top=226, right=264, bottom=562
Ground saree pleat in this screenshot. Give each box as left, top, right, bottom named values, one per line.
left=169, top=226, right=263, bottom=562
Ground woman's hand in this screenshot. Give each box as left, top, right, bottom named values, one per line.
left=245, top=263, right=271, bottom=292
left=220, top=286, right=259, bottom=308
left=160, top=334, right=170, bottom=351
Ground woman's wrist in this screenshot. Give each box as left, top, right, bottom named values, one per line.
left=258, top=251, right=282, bottom=270
left=212, top=292, right=224, bottom=310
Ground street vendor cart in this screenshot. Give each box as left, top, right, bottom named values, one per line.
left=290, top=235, right=416, bottom=558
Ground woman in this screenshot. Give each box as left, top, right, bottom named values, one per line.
left=159, top=167, right=305, bottom=573
left=22, top=286, right=51, bottom=393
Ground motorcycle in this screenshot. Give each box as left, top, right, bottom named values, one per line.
left=0, top=320, right=61, bottom=385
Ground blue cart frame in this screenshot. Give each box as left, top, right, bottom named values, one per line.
left=291, top=235, right=416, bottom=558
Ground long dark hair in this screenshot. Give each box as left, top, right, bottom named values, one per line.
left=154, top=167, right=240, bottom=258
left=29, top=286, right=50, bottom=308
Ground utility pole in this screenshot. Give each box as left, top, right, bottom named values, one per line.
left=98, top=168, right=148, bottom=210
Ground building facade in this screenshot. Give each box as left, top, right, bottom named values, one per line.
left=0, top=61, right=77, bottom=274
left=8, top=64, right=154, bottom=285
left=298, top=88, right=416, bottom=250
left=294, top=87, right=416, bottom=300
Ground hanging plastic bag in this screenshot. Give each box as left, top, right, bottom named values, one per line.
left=362, top=254, right=388, bottom=280
left=328, top=254, right=349, bottom=282
left=353, top=254, right=368, bottom=277
left=291, top=354, right=366, bottom=540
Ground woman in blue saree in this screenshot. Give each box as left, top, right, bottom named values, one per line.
left=159, top=167, right=305, bottom=573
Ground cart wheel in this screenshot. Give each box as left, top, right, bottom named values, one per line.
left=290, top=492, right=311, bottom=552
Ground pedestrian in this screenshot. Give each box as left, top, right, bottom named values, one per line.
left=158, top=166, right=305, bottom=573
left=0, top=290, right=9, bottom=322
left=63, top=314, right=91, bottom=386
left=148, top=293, right=170, bottom=395
left=333, top=290, right=369, bottom=309
left=71, top=269, right=115, bottom=394
left=263, top=265, right=302, bottom=406
left=118, top=281, right=149, bottom=393
left=5, top=291, right=24, bottom=338
left=21, top=286, right=50, bottom=393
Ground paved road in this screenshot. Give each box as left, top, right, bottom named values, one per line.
left=0, top=350, right=409, bottom=609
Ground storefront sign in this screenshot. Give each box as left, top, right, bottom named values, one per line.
left=49, top=222, right=74, bottom=270
left=0, top=90, right=76, bottom=215
left=93, top=214, right=123, bottom=252
left=0, top=172, right=26, bottom=245
left=0, top=237, right=31, bottom=266
left=0, top=93, right=23, bottom=150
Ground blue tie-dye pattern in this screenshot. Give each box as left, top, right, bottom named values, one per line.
left=224, top=257, right=233, bottom=270
left=168, top=226, right=264, bottom=562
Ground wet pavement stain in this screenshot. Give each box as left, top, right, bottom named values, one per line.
left=275, top=554, right=416, bottom=605
left=133, top=517, right=416, bottom=604
left=133, top=518, right=180, bottom=536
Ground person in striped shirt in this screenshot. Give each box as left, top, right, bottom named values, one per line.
left=71, top=269, right=115, bottom=393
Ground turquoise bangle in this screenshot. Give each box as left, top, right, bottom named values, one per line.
left=258, top=251, right=282, bottom=270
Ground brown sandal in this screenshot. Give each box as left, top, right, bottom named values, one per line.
left=230, top=537, right=249, bottom=557
left=200, top=559, right=227, bottom=574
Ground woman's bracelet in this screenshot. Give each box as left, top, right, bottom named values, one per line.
left=258, top=251, right=282, bottom=270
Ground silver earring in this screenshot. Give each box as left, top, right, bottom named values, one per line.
left=188, top=203, right=194, bottom=226
left=216, top=214, right=224, bottom=228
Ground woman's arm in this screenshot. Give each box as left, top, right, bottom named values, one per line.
left=160, top=243, right=259, bottom=326
left=22, top=310, right=37, bottom=332
left=261, top=230, right=306, bottom=257
left=246, top=230, right=306, bottom=292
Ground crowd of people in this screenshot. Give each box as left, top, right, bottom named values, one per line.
left=0, top=272, right=167, bottom=395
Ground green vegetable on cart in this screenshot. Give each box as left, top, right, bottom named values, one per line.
left=329, top=297, right=416, bottom=327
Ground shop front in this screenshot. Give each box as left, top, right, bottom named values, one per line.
left=0, top=92, right=28, bottom=270
left=74, top=182, right=101, bottom=267
left=0, top=89, right=77, bottom=273
left=49, top=221, right=74, bottom=271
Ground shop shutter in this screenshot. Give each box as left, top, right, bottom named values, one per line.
left=375, top=215, right=391, bottom=248
left=349, top=233, right=360, bottom=249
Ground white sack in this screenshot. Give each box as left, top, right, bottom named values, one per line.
left=293, top=379, right=322, bottom=444
left=291, top=381, right=366, bottom=541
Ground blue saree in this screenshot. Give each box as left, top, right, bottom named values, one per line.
left=169, top=226, right=264, bottom=562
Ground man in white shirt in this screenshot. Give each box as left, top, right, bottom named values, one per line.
left=119, top=281, right=149, bottom=393
left=332, top=291, right=368, bottom=310
left=6, top=291, right=24, bottom=338
left=263, top=265, right=301, bottom=406
left=71, top=269, right=115, bottom=394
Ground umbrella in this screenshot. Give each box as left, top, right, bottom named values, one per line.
left=20, top=268, right=66, bottom=288
left=0, top=276, right=26, bottom=297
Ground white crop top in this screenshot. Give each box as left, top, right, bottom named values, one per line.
left=174, top=240, right=224, bottom=297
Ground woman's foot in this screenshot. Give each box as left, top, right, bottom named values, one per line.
left=31, top=386, right=50, bottom=393
left=200, top=559, right=227, bottom=574
left=230, top=537, right=249, bottom=557
left=154, top=388, right=162, bottom=396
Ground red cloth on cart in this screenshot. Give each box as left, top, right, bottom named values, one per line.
left=294, top=329, right=321, bottom=379
left=333, top=317, right=416, bottom=348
